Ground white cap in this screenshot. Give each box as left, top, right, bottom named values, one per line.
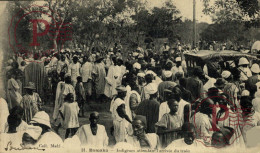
left=238, top=57, right=249, bottom=65
left=241, top=90, right=250, bottom=96
left=133, top=52, right=139, bottom=57
left=138, top=53, right=144, bottom=59
left=146, top=83, right=158, bottom=95
left=137, top=73, right=145, bottom=78
left=25, top=125, right=42, bottom=140
left=146, top=70, right=157, bottom=77
left=221, top=70, right=231, bottom=79
left=175, top=57, right=181, bottom=62
left=30, top=111, right=51, bottom=128
left=164, top=71, right=173, bottom=78
left=133, top=62, right=141, bottom=70
left=251, top=64, right=260, bottom=73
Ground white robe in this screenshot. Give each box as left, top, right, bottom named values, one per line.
left=110, top=98, right=128, bottom=142
left=0, top=98, right=9, bottom=133
left=76, top=124, right=108, bottom=147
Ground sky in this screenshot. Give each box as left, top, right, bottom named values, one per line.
left=145, top=0, right=214, bottom=23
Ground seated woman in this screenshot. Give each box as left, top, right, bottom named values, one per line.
left=126, top=115, right=160, bottom=149
left=155, top=99, right=182, bottom=148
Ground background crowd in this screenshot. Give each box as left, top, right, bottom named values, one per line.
left=1, top=41, right=260, bottom=152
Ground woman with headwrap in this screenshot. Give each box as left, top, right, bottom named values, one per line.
left=110, top=86, right=132, bottom=143
left=6, top=73, right=22, bottom=110
left=126, top=115, right=160, bottom=149
left=124, top=77, right=141, bottom=136
left=222, top=71, right=241, bottom=112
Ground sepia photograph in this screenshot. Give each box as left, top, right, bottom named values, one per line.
left=0, top=0, right=260, bottom=152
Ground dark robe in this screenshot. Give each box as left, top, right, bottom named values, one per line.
left=136, top=99, right=160, bottom=133
left=24, top=62, right=45, bottom=97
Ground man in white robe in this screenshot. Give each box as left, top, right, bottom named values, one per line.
left=76, top=112, right=108, bottom=147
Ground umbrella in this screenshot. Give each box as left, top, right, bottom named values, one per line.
left=251, top=41, right=260, bottom=51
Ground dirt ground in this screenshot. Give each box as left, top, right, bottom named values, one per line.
left=42, top=100, right=116, bottom=146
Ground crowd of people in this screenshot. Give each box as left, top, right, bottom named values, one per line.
left=1, top=42, right=260, bottom=152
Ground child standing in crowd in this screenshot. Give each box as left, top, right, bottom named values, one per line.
left=75, top=76, right=86, bottom=117
left=21, top=82, right=42, bottom=123
left=156, top=99, right=182, bottom=148
left=59, top=93, right=80, bottom=138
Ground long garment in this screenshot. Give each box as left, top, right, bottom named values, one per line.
left=0, top=98, right=9, bottom=133
left=54, top=83, right=76, bottom=124
left=6, top=78, right=22, bottom=109
left=241, top=111, right=260, bottom=145
left=217, top=107, right=246, bottom=148
left=53, top=81, right=65, bottom=120
left=125, top=90, right=141, bottom=135
left=186, top=77, right=204, bottom=102
left=59, top=102, right=80, bottom=129
left=110, top=98, right=128, bottom=142
left=76, top=124, right=109, bottom=147
left=93, top=62, right=106, bottom=98
left=81, top=62, right=94, bottom=96
left=20, top=93, right=42, bottom=123
left=104, top=65, right=122, bottom=98
left=24, top=62, right=45, bottom=97
left=56, top=60, right=67, bottom=74
left=223, top=83, right=240, bottom=111
left=68, top=62, right=81, bottom=87
left=155, top=113, right=182, bottom=148
left=136, top=99, right=160, bottom=133
left=192, top=112, right=213, bottom=145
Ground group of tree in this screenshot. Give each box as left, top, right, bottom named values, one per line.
left=7, top=0, right=260, bottom=54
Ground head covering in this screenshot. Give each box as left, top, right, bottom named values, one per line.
left=133, top=52, right=139, bottom=57
left=30, top=111, right=51, bottom=128
left=221, top=70, right=231, bottom=79
left=251, top=63, right=260, bottom=73
left=146, top=83, right=158, bottom=95
left=146, top=70, right=157, bottom=77
left=214, top=78, right=227, bottom=88
left=95, top=55, right=104, bottom=63
left=238, top=57, right=249, bottom=66
left=219, top=126, right=235, bottom=144
left=133, top=62, right=141, bottom=70
left=241, top=90, right=250, bottom=96
left=8, top=59, right=13, bottom=65
left=116, top=85, right=127, bottom=92
left=24, top=82, right=36, bottom=90
left=175, top=57, right=181, bottom=62
left=137, top=72, right=145, bottom=78
left=138, top=53, right=144, bottom=59
left=134, top=115, right=147, bottom=128
left=164, top=70, right=173, bottom=78
left=227, top=61, right=236, bottom=68
left=64, top=73, right=71, bottom=78
left=25, top=125, right=42, bottom=140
